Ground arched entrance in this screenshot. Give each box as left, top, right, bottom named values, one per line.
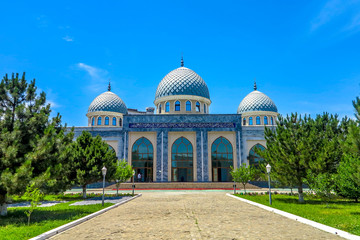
left=211, top=137, right=233, bottom=182
left=248, top=144, right=265, bottom=168
left=132, top=137, right=153, bottom=182
left=171, top=137, right=193, bottom=182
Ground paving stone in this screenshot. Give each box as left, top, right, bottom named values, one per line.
left=51, top=191, right=341, bottom=240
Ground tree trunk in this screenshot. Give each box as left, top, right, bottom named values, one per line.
left=298, top=184, right=304, bottom=203
left=0, top=193, right=7, bottom=216
left=243, top=183, right=246, bottom=194
left=82, top=185, right=87, bottom=199
left=116, top=183, right=119, bottom=197
left=0, top=203, right=7, bottom=216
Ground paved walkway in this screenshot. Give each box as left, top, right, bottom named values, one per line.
left=52, top=191, right=341, bottom=240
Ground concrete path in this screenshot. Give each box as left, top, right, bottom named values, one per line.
left=51, top=191, right=341, bottom=240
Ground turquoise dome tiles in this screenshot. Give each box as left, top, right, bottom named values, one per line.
left=237, top=90, right=277, bottom=113
left=155, top=67, right=210, bottom=100
left=88, top=91, right=128, bottom=114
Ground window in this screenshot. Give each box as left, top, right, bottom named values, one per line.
left=112, top=117, right=116, bottom=126
left=132, top=137, right=153, bottom=182
left=249, top=117, right=253, bottom=125
left=159, top=104, right=162, bottom=113
left=92, top=117, right=95, bottom=126
left=165, top=102, right=170, bottom=112
left=175, top=101, right=180, bottom=111
left=119, top=118, right=122, bottom=126
left=105, top=116, right=109, bottom=125
left=204, top=104, right=206, bottom=113
left=264, top=116, right=268, bottom=125
left=211, top=137, right=233, bottom=182
left=243, top=118, right=246, bottom=125
left=186, top=101, right=191, bottom=111
left=256, top=116, right=260, bottom=125
left=271, top=117, right=274, bottom=125
left=97, top=117, right=102, bottom=125
left=248, top=144, right=266, bottom=168
left=171, top=137, right=193, bottom=182
left=196, top=102, right=200, bottom=112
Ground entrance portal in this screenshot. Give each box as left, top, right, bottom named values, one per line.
left=171, top=137, right=193, bottom=182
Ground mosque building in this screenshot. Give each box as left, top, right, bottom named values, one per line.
left=74, top=59, right=278, bottom=182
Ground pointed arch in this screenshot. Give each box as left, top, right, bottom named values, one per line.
left=248, top=144, right=266, bottom=168
left=175, top=100, right=181, bottom=111
left=186, top=100, right=191, bottom=111
left=171, top=137, right=193, bottom=182
left=132, top=137, right=154, bottom=182
left=211, top=136, right=233, bottom=182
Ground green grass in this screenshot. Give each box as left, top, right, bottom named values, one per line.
left=0, top=201, right=114, bottom=240
left=234, top=193, right=360, bottom=236
left=9, top=192, right=132, bottom=203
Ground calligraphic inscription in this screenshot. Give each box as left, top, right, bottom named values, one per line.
left=129, top=122, right=236, bottom=128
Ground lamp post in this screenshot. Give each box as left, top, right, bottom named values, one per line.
left=132, top=170, right=135, bottom=196
left=266, top=163, right=272, bottom=205
left=101, top=166, right=107, bottom=206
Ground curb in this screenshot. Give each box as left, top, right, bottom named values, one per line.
left=226, top=193, right=360, bottom=240
left=30, top=194, right=142, bottom=240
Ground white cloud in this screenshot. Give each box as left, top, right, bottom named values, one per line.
left=62, top=36, right=73, bottom=42
left=311, top=0, right=346, bottom=31
left=343, top=13, right=360, bottom=32
left=77, top=63, right=109, bottom=92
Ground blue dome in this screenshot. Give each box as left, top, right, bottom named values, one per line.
left=155, top=67, right=210, bottom=100
left=237, top=90, right=277, bottom=114
left=88, top=91, right=127, bottom=114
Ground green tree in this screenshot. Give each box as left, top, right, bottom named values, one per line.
left=24, top=183, right=44, bottom=225
left=259, top=113, right=345, bottom=203
left=308, top=172, right=336, bottom=206
left=259, top=113, right=310, bottom=203
left=72, top=131, right=117, bottom=198
left=336, top=154, right=360, bottom=202
left=113, top=160, right=133, bottom=196
left=0, top=73, right=73, bottom=216
left=335, top=97, right=360, bottom=202
left=230, top=164, right=256, bottom=194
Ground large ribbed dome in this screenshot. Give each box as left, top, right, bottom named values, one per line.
left=237, top=90, right=277, bottom=114
left=88, top=91, right=127, bottom=114
left=155, top=67, right=210, bottom=100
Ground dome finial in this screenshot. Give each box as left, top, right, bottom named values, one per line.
left=108, top=79, right=111, bottom=91
left=181, top=55, right=184, bottom=67
left=254, top=78, right=257, bottom=91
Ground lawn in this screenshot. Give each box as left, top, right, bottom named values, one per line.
left=234, top=193, right=360, bottom=236
left=0, top=200, right=114, bottom=240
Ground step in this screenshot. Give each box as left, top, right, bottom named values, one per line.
left=106, top=182, right=260, bottom=190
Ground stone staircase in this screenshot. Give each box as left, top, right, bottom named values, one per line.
left=106, top=182, right=260, bottom=190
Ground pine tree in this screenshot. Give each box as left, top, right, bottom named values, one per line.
left=71, top=131, right=117, bottom=198
left=259, top=113, right=310, bottom=202
left=259, top=113, right=346, bottom=203
left=336, top=97, right=360, bottom=202
left=0, top=73, right=74, bottom=216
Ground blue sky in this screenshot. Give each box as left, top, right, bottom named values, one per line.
left=1, top=0, right=360, bottom=126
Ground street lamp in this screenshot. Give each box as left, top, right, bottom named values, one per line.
left=132, top=170, right=135, bottom=196
left=102, top=166, right=107, bottom=206
left=266, top=163, right=272, bottom=205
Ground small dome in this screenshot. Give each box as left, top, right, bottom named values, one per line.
left=155, top=67, right=210, bottom=100
left=237, top=90, right=277, bottom=114
left=88, top=91, right=127, bottom=114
